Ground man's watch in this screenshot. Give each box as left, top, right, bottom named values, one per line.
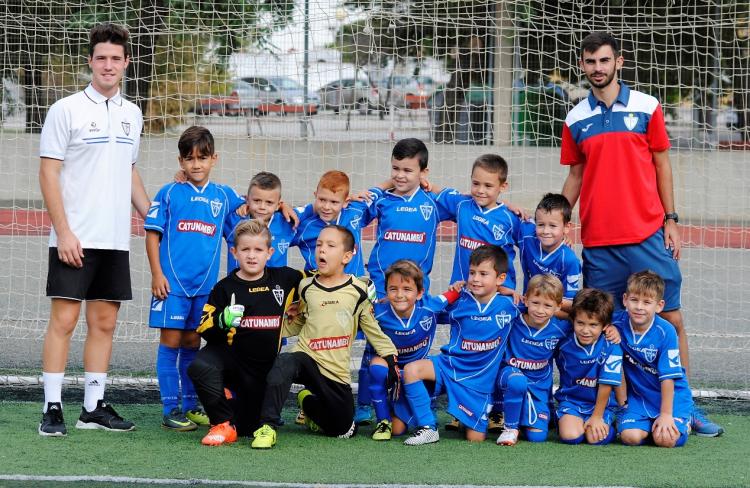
left=665, top=212, right=679, bottom=223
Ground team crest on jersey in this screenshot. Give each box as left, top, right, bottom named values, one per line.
left=150, top=297, right=163, bottom=312
left=492, top=224, right=506, bottom=241
left=121, top=120, right=131, bottom=136
left=624, top=113, right=638, bottom=131
left=419, top=316, right=433, bottom=332
left=272, top=285, right=285, bottom=306
left=643, top=344, right=657, bottom=363
left=210, top=199, right=223, bottom=218
left=349, top=216, right=361, bottom=230
left=604, top=355, right=623, bottom=374
left=277, top=239, right=289, bottom=255
left=544, top=338, right=560, bottom=350
left=419, top=203, right=434, bottom=221
left=336, top=310, right=351, bottom=331
left=495, top=312, right=512, bottom=329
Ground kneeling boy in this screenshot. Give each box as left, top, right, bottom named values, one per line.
left=401, top=245, right=519, bottom=445
left=613, top=270, right=693, bottom=448
left=189, top=219, right=304, bottom=445
left=251, top=225, right=398, bottom=448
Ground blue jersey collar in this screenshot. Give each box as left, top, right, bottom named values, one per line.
left=587, top=80, right=630, bottom=110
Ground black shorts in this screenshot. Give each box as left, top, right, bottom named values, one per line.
left=46, top=248, right=132, bottom=301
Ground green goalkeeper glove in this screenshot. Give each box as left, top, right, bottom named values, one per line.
left=219, top=293, right=244, bottom=330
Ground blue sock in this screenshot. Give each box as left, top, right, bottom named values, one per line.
left=179, top=346, right=199, bottom=412
left=368, top=364, right=391, bottom=422
left=156, top=344, right=180, bottom=415
left=500, top=373, right=527, bottom=430
left=403, top=381, right=435, bottom=428
left=560, top=433, right=585, bottom=445
left=674, top=431, right=688, bottom=448
left=357, top=354, right=371, bottom=407
left=524, top=428, right=548, bottom=443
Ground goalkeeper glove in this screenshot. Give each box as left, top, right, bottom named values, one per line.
left=358, top=276, right=378, bottom=304
left=219, top=293, right=244, bottom=330
left=383, top=354, right=401, bottom=401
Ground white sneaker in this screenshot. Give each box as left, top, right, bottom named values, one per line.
left=404, top=426, right=439, bottom=445
left=496, top=428, right=519, bottom=446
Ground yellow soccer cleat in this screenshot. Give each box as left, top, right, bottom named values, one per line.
left=251, top=424, right=277, bottom=449
left=186, top=408, right=210, bottom=427
left=371, top=419, right=392, bottom=441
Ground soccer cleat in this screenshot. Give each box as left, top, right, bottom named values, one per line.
left=294, top=410, right=306, bottom=425
left=201, top=421, right=238, bottom=446
left=444, top=417, right=461, bottom=431
left=185, top=408, right=210, bottom=426
left=496, top=428, right=519, bottom=446
left=371, top=419, right=392, bottom=441
left=690, top=406, right=724, bottom=437
left=162, top=408, right=197, bottom=432
left=39, top=402, right=67, bottom=437
left=75, top=400, right=135, bottom=432
left=404, top=426, right=439, bottom=445
left=297, top=389, right=322, bottom=433
left=354, top=405, right=373, bottom=426
left=487, top=412, right=505, bottom=433
left=251, top=424, right=277, bottom=449
left=337, top=421, right=358, bottom=439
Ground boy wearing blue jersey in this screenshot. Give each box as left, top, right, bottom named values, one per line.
left=401, top=245, right=519, bottom=445
left=224, top=172, right=296, bottom=272
left=555, top=288, right=622, bottom=445
left=367, top=260, right=460, bottom=440
left=613, top=271, right=694, bottom=447
left=496, top=274, right=571, bottom=446
left=145, top=126, right=243, bottom=431
left=519, top=193, right=581, bottom=314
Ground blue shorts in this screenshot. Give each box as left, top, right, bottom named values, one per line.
left=149, top=294, right=208, bottom=330
left=431, top=356, right=493, bottom=433
left=556, top=400, right=615, bottom=425
left=616, top=402, right=690, bottom=437
left=582, top=228, right=682, bottom=311
left=498, top=366, right=552, bottom=431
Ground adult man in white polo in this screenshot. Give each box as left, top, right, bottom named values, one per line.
left=38, top=23, right=150, bottom=436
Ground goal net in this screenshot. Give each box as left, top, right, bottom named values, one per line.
left=1, top=0, right=748, bottom=398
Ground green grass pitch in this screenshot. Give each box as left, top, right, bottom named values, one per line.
left=2, top=401, right=749, bottom=487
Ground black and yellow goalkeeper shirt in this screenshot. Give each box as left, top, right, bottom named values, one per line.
left=283, top=275, right=397, bottom=385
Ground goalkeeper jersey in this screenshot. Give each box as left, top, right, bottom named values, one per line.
left=223, top=211, right=296, bottom=272
left=197, top=267, right=304, bottom=365
left=144, top=181, right=244, bottom=297
left=285, top=275, right=397, bottom=384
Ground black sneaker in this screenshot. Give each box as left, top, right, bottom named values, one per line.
left=39, top=402, right=67, bottom=437
left=76, top=400, right=135, bottom=432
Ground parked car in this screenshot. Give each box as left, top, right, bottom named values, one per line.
left=238, top=76, right=319, bottom=115
left=374, top=75, right=436, bottom=110
left=317, top=78, right=378, bottom=114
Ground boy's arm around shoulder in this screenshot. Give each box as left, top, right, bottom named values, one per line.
left=355, top=284, right=396, bottom=358
left=281, top=274, right=311, bottom=337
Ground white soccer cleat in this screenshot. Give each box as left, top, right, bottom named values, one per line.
left=496, top=428, right=519, bottom=446
left=403, top=426, right=439, bottom=445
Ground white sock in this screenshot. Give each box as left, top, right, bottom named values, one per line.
left=83, top=372, right=107, bottom=412
left=42, top=372, right=64, bottom=413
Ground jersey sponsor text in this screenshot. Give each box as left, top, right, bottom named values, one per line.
left=508, top=356, right=549, bottom=370
left=177, top=220, right=216, bottom=236
left=309, top=335, right=350, bottom=351
left=460, top=337, right=501, bottom=352
left=239, top=315, right=281, bottom=329
left=383, top=230, right=426, bottom=243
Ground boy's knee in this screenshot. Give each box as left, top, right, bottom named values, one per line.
left=560, top=433, right=585, bottom=445
left=504, top=373, right=527, bottom=395
left=403, top=362, right=421, bottom=383
left=620, top=429, right=648, bottom=446
left=186, top=357, right=213, bottom=381
left=524, top=428, right=547, bottom=443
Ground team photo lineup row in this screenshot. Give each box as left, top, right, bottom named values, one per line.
left=36, top=24, right=724, bottom=450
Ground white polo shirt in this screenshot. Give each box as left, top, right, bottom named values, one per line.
left=40, top=84, right=143, bottom=251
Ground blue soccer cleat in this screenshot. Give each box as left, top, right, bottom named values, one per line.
left=690, top=406, right=724, bottom=437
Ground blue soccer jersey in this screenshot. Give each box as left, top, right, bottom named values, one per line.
left=224, top=211, right=296, bottom=272
left=366, top=187, right=444, bottom=296
left=612, top=310, right=693, bottom=419
left=501, top=315, right=572, bottom=388
left=435, top=189, right=523, bottom=289
left=292, top=200, right=374, bottom=275
left=518, top=221, right=582, bottom=300
left=436, top=290, right=519, bottom=394
left=554, top=334, right=622, bottom=412
left=373, top=294, right=452, bottom=365
left=145, top=181, right=243, bottom=297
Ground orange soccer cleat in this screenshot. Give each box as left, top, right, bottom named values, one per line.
left=201, top=421, right=237, bottom=446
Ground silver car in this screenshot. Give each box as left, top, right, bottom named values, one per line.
left=317, top=78, right=377, bottom=114
left=375, top=75, right=436, bottom=109
left=238, top=76, right=320, bottom=115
